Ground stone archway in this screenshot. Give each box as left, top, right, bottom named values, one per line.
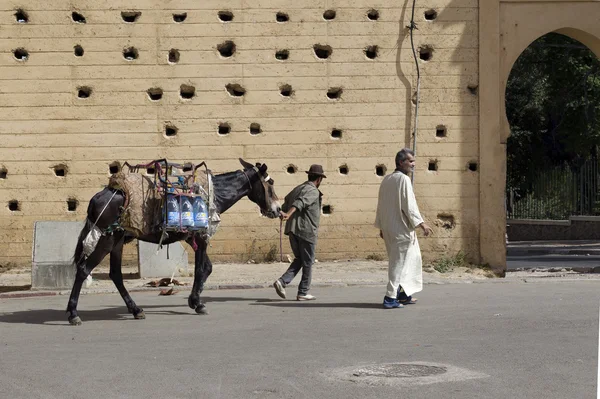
left=479, top=0, right=600, bottom=273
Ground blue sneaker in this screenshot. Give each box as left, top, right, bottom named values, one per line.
left=383, top=296, right=403, bottom=309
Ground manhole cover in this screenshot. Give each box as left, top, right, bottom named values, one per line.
left=328, top=362, right=488, bottom=387
left=353, top=363, right=447, bottom=378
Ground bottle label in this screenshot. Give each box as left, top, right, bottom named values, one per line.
left=181, top=212, right=193, bottom=221
left=168, top=212, right=179, bottom=225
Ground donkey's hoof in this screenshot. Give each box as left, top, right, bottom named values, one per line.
left=133, top=310, right=146, bottom=320
left=68, top=316, right=82, bottom=326
left=195, top=304, right=208, bottom=315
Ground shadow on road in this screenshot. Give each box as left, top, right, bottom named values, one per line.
left=251, top=302, right=383, bottom=309
left=0, top=298, right=278, bottom=325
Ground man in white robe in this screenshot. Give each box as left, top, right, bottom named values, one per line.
left=374, top=149, right=433, bottom=309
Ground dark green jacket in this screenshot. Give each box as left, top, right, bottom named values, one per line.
left=282, top=181, right=322, bottom=243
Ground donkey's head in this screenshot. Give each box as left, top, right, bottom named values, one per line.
left=239, top=158, right=281, bottom=219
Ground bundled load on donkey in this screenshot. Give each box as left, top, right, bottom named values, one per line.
left=107, top=159, right=219, bottom=238
left=83, top=159, right=220, bottom=257
left=68, top=158, right=281, bottom=325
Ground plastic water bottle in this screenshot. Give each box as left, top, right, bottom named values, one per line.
left=192, top=196, right=209, bottom=228
left=166, top=194, right=180, bottom=228
left=180, top=196, right=194, bottom=228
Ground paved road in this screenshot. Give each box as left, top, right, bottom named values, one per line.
left=0, top=282, right=598, bottom=398
left=507, top=254, right=600, bottom=270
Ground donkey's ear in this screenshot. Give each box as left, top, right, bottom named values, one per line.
left=258, top=163, right=267, bottom=174
left=239, top=158, right=254, bottom=170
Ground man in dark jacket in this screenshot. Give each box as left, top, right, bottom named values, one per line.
left=273, top=165, right=325, bottom=301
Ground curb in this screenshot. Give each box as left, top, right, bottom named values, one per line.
left=0, top=277, right=563, bottom=299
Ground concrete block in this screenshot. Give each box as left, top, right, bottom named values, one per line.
left=32, top=221, right=84, bottom=290
left=138, top=241, right=189, bottom=279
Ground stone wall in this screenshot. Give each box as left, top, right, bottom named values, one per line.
left=507, top=217, right=600, bottom=241
left=0, top=0, right=479, bottom=267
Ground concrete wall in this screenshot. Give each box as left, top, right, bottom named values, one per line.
left=0, top=0, right=481, bottom=269
left=479, top=0, right=600, bottom=272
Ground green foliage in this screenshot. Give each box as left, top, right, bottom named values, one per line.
left=431, top=252, right=468, bottom=273
left=506, top=33, right=600, bottom=194
left=506, top=33, right=600, bottom=219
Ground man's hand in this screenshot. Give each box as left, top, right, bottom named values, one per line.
left=420, top=223, right=434, bottom=237
left=279, top=207, right=296, bottom=221
left=279, top=211, right=290, bottom=221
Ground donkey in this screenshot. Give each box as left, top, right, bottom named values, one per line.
left=66, top=158, right=281, bottom=325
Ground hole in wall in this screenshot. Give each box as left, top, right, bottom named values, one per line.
left=218, top=11, right=234, bottom=22
left=121, top=11, right=141, bottom=23
left=123, top=47, right=139, bottom=60
left=376, top=164, right=387, bottom=176
left=313, top=44, right=332, bottom=59
left=109, top=162, right=120, bottom=174
left=72, top=12, right=86, bottom=23
left=424, top=9, right=438, bottom=21
left=165, top=124, right=178, bottom=137
left=217, top=40, right=236, bottom=58
left=8, top=200, right=20, bottom=212
left=146, top=167, right=155, bottom=175
left=0, top=168, right=7, bottom=179
left=275, top=49, right=289, bottom=60
left=286, top=165, right=297, bottom=174
left=468, top=162, right=478, bottom=172
left=339, top=164, right=349, bottom=175
left=467, top=84, right=479, bottom=95
left=53, top=164, right=67, bottom=177
left=250, top=123, right=262, bottom=135
left=173, top=12, right=187, bottom=22
left=365, top=45, right=378, bottom=59
left=77, top=86, right=92, bottom=98
left=168, top=48, right=180, bottom=63
left=226, top=83, right=246, bottom=97
left=322, top=205, right=332, bottom=214
left=331, top=129, right=343, bottom=139
left=13, top=48, right=28, bottom=61
left=419, top=45, right=433, bottom=61
left=180, top=84, right=196, bottom=99
left=182, top=164, right=193, bottom=172
left=323, top=10, right=336, bottom=20
left=276, top=12, right=289, bottom=22
left=279, top=84, right=293, bottom=97
left=436, top=125, right=447, bottom=138
left=74, top=45, right=84, bottom=57
left=436, top=213, right=456, bottom=229
left=367, top=9, right=380, bottom=20
left=67, top=198, right=78, bottom=212
left=218, top=123, right=231, bottom=135
left=147, top=87, right=163, bottom=101
left=327, top=87, right=343, bottom=100
left=428, top=160, right=438, bottom=171
left=15, top=9, right=29, bottom=23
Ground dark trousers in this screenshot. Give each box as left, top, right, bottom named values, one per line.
left=278, top=233, right=315, bottom=296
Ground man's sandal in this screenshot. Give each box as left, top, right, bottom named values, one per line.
left=399, top=296, right=418, bottom=305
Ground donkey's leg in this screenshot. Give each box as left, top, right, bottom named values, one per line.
left=187, top=239, right=213, bottom=314
left=109, top=232, right=145, bottom=320
left=66, top=237, right=113, bottom=325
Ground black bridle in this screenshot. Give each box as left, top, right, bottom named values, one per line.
left=242, top=166, right=273, bottom=190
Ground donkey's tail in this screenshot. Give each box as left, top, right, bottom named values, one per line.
left=73, top=218, right=94, bottom=267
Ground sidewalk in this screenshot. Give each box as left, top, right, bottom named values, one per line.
left=0, top=259, right=499, bottom=299
left=3, top=241, right=600, bottom=299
